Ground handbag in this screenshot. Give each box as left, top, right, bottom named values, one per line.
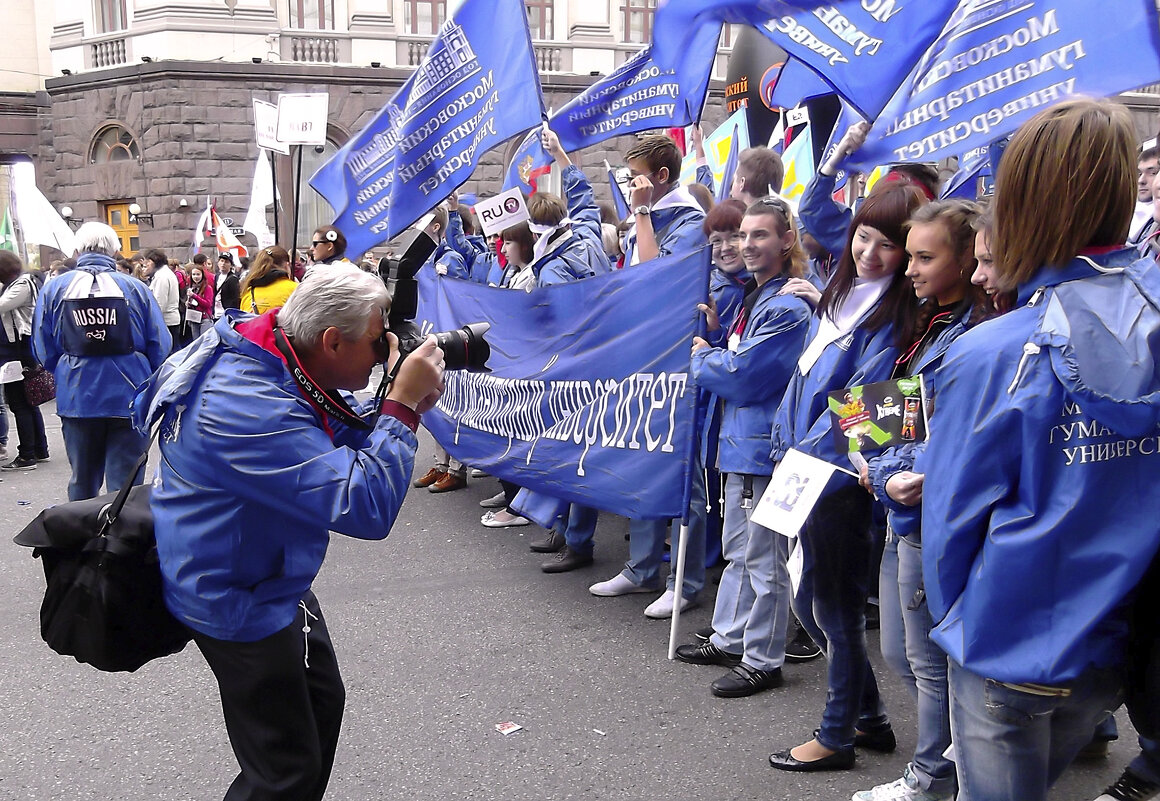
left=22, top=364, right=56, bottom=406
left=13, top=436, right=191, bottom=672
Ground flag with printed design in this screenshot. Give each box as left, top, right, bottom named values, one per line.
left=780, top=123, right=816, bottom=204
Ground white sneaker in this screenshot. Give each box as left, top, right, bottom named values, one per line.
left=479, top=491, right=507, bottom=509
left=852, top=766, right=953, bottom=801
left=470, top=468, right=488, bottom=478
left=589, top=573, right=660, bottom=597
left=643, top=589, right=699, bottom=619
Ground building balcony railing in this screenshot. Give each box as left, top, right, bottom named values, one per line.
left=396, top=35, right=571, bottom=72
left=90, top=36, right=128, bottom=69
left=281, top=31, right=351, bottom=64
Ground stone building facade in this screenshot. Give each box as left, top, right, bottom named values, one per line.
left=37, top=59, right=728, bottom=259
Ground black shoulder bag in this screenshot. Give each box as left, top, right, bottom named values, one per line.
left=12, top=432, right=191, bottom=672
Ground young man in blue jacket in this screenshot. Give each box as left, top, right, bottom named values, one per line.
left=673, top=198, right=812, bottom=696
left=133, top=269, right=444, bottom=801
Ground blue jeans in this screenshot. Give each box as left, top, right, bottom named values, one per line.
left=792, top=484, right=888, bottom=751
left=708, top=474, right=789, bottom=671
left=948, top=660, right=1123, bottom=801
left=60, top=416, right=148, bottom=501
left=878, top=533, right=915, bottom=695
left=562, top=504, right=598, bottom=557
left=896, top=536, right=955, bottom=795
left=622, top=454, right=707, bottom=597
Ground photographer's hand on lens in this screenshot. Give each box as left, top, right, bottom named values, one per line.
left=384, top=334, right=445, bottom=413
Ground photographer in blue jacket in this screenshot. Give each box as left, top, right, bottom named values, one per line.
left=132, top=268, right=445, bottom=801
left=917, top=98, right=1160, bottom=801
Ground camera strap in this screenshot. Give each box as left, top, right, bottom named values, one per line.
left=273, top=326, right=375, bottom=431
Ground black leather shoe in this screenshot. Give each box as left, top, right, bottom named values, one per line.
left=529, top=530, right=565, bottom=553
left=693, top=625, right=715, bottom=643
left=541, top=546, right=594, bottom=573
left=768, top=745, right=855, bottom=772
left=711, top=664, right=783, bottom=697
left=674, top=642, right=742, bottom=667
left=854, top=726, right=897, bottom=753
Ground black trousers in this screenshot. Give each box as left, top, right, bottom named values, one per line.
left=193, top=591, right=346, bottom=801
left=3, top=379, right=47, bottom=459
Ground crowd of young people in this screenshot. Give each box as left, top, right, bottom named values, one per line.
left=403, top=100, right=1160, bottom=801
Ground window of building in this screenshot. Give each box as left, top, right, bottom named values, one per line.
left=89, top=125, right=140, bottom=164
left=403, top=0, right=447, bottom=35
left=96, top=0, right=127, bottom=33
left=621, top=0, right=656, bottom=44
left=525, top=0, right=553, bottom=39
left=288, top=0, right=336, bottom=29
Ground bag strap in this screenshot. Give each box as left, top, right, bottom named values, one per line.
left=97, top=423, right=161, bottom=537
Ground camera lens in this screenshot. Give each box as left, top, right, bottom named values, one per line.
left=434, top=322, right=491, bottom=372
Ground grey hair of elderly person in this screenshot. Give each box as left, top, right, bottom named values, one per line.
left=73, top=222, right=123, bottom=256
left=278, top=267, right=390, bottom=349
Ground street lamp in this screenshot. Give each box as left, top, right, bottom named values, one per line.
left=128, top=202, right=154, bottom=227
left=60, top=206, right=81, bottom=230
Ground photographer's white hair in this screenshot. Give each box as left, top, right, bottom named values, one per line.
left=74, top=222, right=122, bottom=256
left=279, top=266, right=389, bottom=348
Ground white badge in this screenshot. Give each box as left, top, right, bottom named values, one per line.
left=727, top=333, right=741, bottom=352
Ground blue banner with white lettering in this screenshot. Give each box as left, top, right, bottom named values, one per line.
left=309, top=0, right=545, bottom=255
left=651, top=1, right=955, bottom=120
left=552, top=27, right=720, bottom=150
left=415, top=247, right=710, bottom=519
left=847, top=0, right=1160, bottom=170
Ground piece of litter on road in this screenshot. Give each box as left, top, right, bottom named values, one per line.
left=17, top=500, right=31, bottom=505
left=495, top=721, right=523, bottom=735
left=593, top=729, right=606, bottom=736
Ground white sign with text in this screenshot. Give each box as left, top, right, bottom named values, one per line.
left=475, top=188, right=530, bottom=237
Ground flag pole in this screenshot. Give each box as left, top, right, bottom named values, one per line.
left=668, top=246, right=713, bottom=659
left=291, top=144, right=304, bottom=268
left=269, top=149, right=280, bottom=245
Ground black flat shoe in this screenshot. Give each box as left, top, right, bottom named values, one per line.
left=768, top=745, right=855, bottom=772
left=854, top=726, right=897, bottom=753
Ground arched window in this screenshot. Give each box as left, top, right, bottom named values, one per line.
left=89, top=125, right=140, bottom=164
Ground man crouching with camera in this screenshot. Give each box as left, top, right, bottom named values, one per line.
left=132, top=267, right=444, bottom=801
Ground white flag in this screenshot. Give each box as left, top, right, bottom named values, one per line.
left=751, top=448, right=847, bottom=538
left=12, top=162, right=76, bottom=255
left=243, top=150, right=277, bottom=249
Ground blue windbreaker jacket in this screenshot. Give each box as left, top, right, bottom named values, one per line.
left=918, top=250, right=1160, bottom=684
left=33, top=252, right=171, bottom=418
left=693, top=275, right=811, bottom=474
left=132, top=312, right=418, bottom=642
left=770, top=311, right=900, bottom=493
left=798, top=172, right=849, bottom=262
left=867, top=307, right=973, bottom=540
left=707, top=267, right=747, bottom=348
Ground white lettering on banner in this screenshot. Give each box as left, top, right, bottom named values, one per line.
left=887, top=40, right=1084, bottom=136
left=813, top=7, right=884, bottom=56
left=70, top=308, right=118, bottom=326
left=1049, top=400, right=1160, bottom=466
left=576, top=102, right=678, bottom=138
left=435, top=370, right=690, bottom=477
left=890, top=77, right=1076, bottom=160
left=916, top=10, right=1061, bottom=93
left=770, top=17, right=849, bottom=67
left=862, top=0, right=903, bottom=23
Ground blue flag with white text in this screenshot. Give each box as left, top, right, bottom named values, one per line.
left=651, top=1, right=956, bottom=120
left=550, top=27, right=721, bottom=152
left=309, top=0, right=545, bottom=255
left=847, top=0, right=1160, bottom=171
left=415, top=248, right=710, bottom=519
left=767, top=57, right=834, bottom=111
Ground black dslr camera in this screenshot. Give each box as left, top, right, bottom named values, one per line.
left=376, top=229, right=491, bottom=372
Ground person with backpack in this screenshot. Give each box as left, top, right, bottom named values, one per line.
left=32, top=222, right=170, bottom=500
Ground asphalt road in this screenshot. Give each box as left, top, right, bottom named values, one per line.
left=0, top=405, right=1131, bottom=800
